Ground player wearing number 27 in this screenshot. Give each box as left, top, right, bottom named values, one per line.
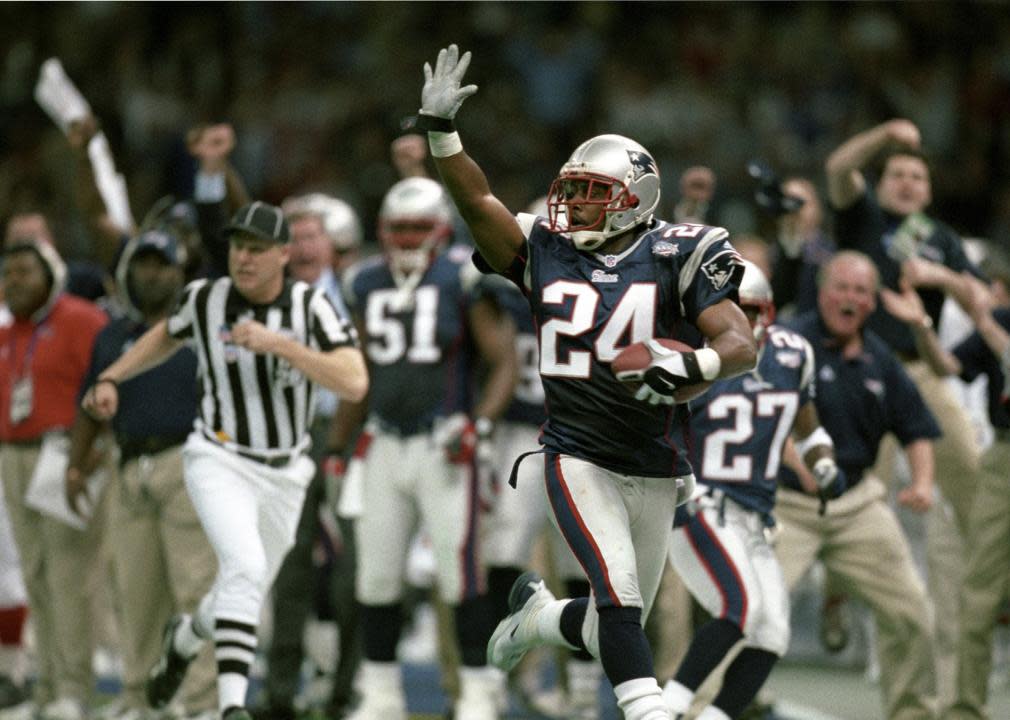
left=415, top=45, right=756, bottom=720
left=661, top=261, right=844, bottom=720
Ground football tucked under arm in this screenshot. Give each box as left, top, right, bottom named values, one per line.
left=612, top=338, right=717, bottom=405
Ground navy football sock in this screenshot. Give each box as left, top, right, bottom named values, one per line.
left=560, top=596, right=590, bottom=652
left=488, top=566, right=524, bottom=622
left=597, top=606, right=654, bottom=687
left=712, top=646, right=779, bottom=718
left=564, top=579, right=595, bottom=661
left=674, top=618, right=744, bottom=690
left=359, top=603, right=403, bottom=662
left=454, top=593, right=498, bottom=666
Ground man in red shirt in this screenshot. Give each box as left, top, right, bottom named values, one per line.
left=0, top=236, right=107, bottom=720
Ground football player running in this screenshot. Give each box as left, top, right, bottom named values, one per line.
left=413, top=45, right=756, bottom=720
left=661, top=260, right=844, bottom=720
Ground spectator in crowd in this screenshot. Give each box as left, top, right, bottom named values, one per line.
left=66, top=228, right=218, bottom=720
left=878, top=248, right=1010, bottom=720
left=330, top=176, right=517, bottom=720
left=776, top=250, right=940, bottom=720
left=0, top=236, right=108, bottom=720
left=825, top=118, right=985, bottom=704
left=769, top=177, right=837, bottom=319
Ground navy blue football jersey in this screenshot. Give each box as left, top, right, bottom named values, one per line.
left=501, top=214, right=744, bottom=477
left=344, top=245, right=488, bottom=433
left=689, top=324, right=816, bottom=515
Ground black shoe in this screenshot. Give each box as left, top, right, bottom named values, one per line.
left=222, top=708, right=254, bottom=720
left=146, top=615, right=196, bottom=708
left=0, top=674, right=26, bottom=709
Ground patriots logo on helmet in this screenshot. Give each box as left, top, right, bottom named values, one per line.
left=628, top=150, right=658, bottom=181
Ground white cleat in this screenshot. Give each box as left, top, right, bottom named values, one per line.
left=486, top=571, right=556, bottom=672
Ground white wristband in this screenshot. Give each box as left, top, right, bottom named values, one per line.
left=795, top=426, right=833, bottom=458
left=428, top=131, right=463, bottom=158
left=695, top=347, right=722, bottom=381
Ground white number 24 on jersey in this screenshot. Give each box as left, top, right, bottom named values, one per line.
left=538, top=280, right=657, bottom=377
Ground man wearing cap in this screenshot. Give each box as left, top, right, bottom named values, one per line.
left=255, top=194, right=364, bottom=720
left=66, top=228, right=218, bottom=720
left=82, top=202, right=368, bottom=720
left=0, top=237, right=108, bottom=720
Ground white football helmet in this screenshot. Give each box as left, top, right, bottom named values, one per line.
left=282, top=193, right=362, bottom=252
left=546, top=134, right=661, bottom=251
left=378, top=177, right=453, bottom=290
left=737, top=259, right=775, bottom=343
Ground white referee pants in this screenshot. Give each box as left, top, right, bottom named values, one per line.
left=183, top=433, right=313, bottom=626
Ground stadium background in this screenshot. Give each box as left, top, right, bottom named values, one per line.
left=2, top=2, right=1010, bottom=259
left=3, top=2, right=1010, bottom=719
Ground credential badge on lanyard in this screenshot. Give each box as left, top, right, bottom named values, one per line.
left=9, top=325, right=43, bottom=425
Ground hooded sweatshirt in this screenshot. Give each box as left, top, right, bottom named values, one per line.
left=0, top=239, right=107, bottom=442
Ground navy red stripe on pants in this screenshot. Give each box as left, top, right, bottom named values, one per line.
left=543, top=453, right=622, bottom=608
left=684, top=511, right=749, bottom=627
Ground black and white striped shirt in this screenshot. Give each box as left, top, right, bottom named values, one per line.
left=167, top=277, right=358, bottom=458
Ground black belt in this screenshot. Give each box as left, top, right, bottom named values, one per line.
left=236, top=447, right=296, bottom=468
left=119, top=433, right=189, bottom=464
left=201, top=427, right=298, bottom=467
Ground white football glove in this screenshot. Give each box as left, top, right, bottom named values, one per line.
left=421, top=44, right=478, bottom=120
left=615, top=340, right=719, bottom=406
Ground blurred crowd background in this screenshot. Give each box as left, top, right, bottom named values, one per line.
left=2, top=1, right=1010, bottom=262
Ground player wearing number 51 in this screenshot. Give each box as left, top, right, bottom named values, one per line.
left=331, top=176, right=518, bottom=720
left=415, top=44, right=755, bottom=720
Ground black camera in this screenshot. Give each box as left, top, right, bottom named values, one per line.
left=748, top=160, right=805, bottom=216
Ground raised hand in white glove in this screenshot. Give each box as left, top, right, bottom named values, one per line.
left=421, top=44, right=478, bottom=120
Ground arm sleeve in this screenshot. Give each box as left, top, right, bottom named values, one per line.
left=832, top=191, right=875, bottom=251
left=678, top=228, right=744, bottom=323
left=309, top=287, right=359, bottom=352
left=166, top=280, right=204, bottom=339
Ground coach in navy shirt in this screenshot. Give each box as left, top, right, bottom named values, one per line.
left=775, top=250, right=940, bottom=720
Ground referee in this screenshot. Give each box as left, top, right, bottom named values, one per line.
left=83, top=201, right=369, bottom=720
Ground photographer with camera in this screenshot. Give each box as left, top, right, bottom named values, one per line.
left=748, top=163, right=836, bottom=319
